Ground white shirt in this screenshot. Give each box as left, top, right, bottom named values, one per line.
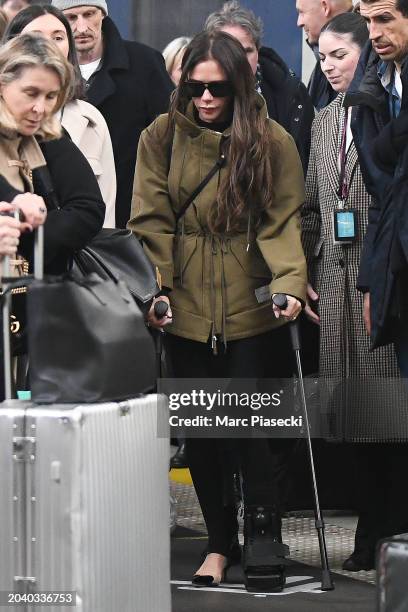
left=345, top=110, right=353, bottom=154
left=80, top=59, right=101, bottom=82
left=395, top=68, right=403, bottom=102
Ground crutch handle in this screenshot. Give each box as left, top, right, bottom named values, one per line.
left=272, top=293, right=302, bottom=351
left=154, top=299, right=169, bottom=320
left=272, top=293, right=287, bottom=310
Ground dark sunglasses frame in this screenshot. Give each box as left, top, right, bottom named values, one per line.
left=183, top=80, right=234, bottom=98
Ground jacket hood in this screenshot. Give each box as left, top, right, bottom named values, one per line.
left=174, top=91, right=268, bottom=137
left=344, top=41, right=386, bottom=114
left=258, top=46, right=290, bottom=87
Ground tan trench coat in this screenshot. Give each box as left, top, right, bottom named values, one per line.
left=128, top=98, right=307, bottom=344
left=62, top=99, right=116, bottom=228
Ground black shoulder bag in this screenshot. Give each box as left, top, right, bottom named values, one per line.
left=33, top=167, right=160, bottom=314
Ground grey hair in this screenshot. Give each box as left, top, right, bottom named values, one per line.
left=204, top=1, right=263, bottom=50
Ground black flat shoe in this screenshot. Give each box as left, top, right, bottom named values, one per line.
left=342, top=553, right=375, bottom=572
left=192, top=566, right=229, bottom=588
left=170, top=442, right=188, bottom=469
left=192, top=558, right=230, bottom=588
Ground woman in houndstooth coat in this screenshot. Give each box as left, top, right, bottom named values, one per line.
left=302, top=90, right=399, bottom=382
left=301, top=13, right=407, bottom=573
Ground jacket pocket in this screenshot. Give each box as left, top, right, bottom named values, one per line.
left=229, top=239, right=272, bottom=280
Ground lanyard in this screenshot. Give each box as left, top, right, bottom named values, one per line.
left=337, top=107, right=357, bottom=205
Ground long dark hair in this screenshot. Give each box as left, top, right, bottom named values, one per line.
left=3, top=4, right=84, bottom=100
left=169, top=30, right=278, bottom=235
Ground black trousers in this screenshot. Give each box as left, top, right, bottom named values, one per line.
left=166, top=327, right=296, bottom=556
left=352, top=443, right=408, bottom=556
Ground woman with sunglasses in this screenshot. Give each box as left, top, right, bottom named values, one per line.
left=129, top=30, right=307, bottom=591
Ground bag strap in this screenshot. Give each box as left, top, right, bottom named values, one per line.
left=175, top=154, right=226, bottom=223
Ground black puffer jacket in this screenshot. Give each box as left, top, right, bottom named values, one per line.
left=258, top=46, right=315, bottom=174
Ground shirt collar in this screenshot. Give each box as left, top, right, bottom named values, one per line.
left=377, top=60, right=394, bottom=90
left=377, top=60, right=402, bottom=117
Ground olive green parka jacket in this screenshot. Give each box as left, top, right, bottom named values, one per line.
left=128, top=98, right=307, bottom=345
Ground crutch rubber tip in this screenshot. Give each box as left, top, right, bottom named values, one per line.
left=321, top=570, right=335, bottom=591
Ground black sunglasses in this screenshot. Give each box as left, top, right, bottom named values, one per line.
left=184, top=80, right=234, bottom=98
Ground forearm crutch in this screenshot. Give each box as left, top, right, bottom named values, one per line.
left=272, top=293, right=334, bottom=591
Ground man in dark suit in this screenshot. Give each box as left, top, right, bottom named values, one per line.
left=296, top=0, right=352, bottom=109
left=52, top=0, right=173, bottom=228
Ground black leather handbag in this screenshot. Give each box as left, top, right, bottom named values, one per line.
left=26, top=272, right=156, bottom=404
left=73, top=228, right=160, bottom=314
left=33, top=165, right=160, bottom=314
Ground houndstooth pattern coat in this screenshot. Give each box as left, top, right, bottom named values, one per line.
left=301, top=94, right=405, bottom=442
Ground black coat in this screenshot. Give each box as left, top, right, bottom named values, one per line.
left=344, top=42, right=407, bottom=347
left=0, top=136, right=105, bottom=274
left=258, top=46, right=315, bottom=174
left=85, top=17, right=173, bottom=229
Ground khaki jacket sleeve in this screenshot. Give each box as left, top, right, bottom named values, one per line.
left=256, top=127, right=307, bottom=304
left=127, top=116, right=176, bottom=289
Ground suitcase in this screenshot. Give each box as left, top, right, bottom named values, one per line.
left=0, top=396, right=170, bottom=612
left=377, top=534, right=408, bottom=612
left=1, top=227, right=171, bottom=611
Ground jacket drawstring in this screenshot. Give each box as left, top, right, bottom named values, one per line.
left=180, top=217, right=185, bottom=286
left=246, top=213, right=252, bottom=252
left=210, top=235, right=218, bottom=355
left=220, top=238, right=228, bottom=352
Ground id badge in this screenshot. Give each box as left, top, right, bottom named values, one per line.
left=332, top=209, right=358, bottom=244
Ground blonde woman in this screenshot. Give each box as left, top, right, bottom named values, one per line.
left=162, top=36, right=191, bottom=86
left=0, top=33, right=104, bottom=272
left=0, top=33, right=104, bottom=401
left=5, top=4, right=116, bottom=227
